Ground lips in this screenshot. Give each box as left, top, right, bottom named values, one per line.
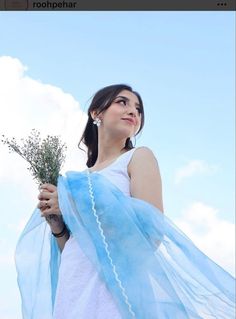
left=122, top=118, right=136, bottom=125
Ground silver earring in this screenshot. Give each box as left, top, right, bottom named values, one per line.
left=93, top=117, right=101, bottom=127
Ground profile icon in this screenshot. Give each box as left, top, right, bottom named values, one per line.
left=4, top=0, right=28, bottom=10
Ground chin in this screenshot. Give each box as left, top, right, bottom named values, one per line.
left=112, top=126, right=134, bottom=139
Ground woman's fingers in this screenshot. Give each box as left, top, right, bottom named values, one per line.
left=38, top=191, right=51, bottom=201
left=38, top=199, right=60, bottom=215
left=37, top=184, right=60, bottom=217
left=38, top=202, right=54, bottom=217
left=40, top=184, right=56, bottom=192
left=37, top=200, right=50, bottom=209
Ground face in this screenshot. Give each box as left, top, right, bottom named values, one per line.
left=93, top=90, right=142, bottom=139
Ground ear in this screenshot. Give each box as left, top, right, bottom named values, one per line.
left=90, top=110, right=103, bottom=120
left=90, top=110, right=98, bottom=120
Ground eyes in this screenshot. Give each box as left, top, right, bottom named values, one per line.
left=115, top=99, right=142, bottom=115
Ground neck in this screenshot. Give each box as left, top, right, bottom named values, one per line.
left=95, top=136, right=128, bottom=165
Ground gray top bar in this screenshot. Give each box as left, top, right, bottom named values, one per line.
left=0, top=0, right=235, bottom=11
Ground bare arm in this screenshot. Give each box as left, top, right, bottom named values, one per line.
left=45, top=215, right=70, bottom=252
left=128, top=147, right=164, bottom=213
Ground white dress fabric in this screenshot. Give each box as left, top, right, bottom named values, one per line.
left=53, top=148, right=137, bottom=319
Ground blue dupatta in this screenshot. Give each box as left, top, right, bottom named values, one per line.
left=15, top=170, right=235, bottom=319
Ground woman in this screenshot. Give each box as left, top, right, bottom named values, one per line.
left=16, top=84, right=235, bottom=319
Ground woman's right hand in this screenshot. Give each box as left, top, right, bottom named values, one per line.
left=37, top=184, right=64, bottom=233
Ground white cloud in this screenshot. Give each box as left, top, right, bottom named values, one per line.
left=0, top=55, right=90, bottom=319
left=0, top=55, right=88, bottom=182
left=0, top=217, right=32, bottom=268
left=174, top=201, right=235, bottom=276
left=0, top=250, right=15, bottom=267
left=174, top=159, right=219, bottom=184
left=7, top=217, right=29, bottom=234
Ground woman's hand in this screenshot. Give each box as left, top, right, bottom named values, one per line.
left=37, top=184, right=64, bottom=233
left=38, top=184, right=60, bottom=215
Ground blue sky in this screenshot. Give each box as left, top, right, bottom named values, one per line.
left=0, top=11, right=235, bottom=318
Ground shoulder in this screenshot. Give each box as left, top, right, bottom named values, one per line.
left=128, top=146, right=158, bottom=175
left=128, top=146, right=164, bottom=212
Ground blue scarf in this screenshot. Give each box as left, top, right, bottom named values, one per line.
left=15, top=170, right=235, bottom=319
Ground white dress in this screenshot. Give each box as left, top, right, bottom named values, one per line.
left=53, top=148, right=137, bottom=319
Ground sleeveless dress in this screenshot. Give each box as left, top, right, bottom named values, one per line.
left=53, top=148, right=137, bottom=319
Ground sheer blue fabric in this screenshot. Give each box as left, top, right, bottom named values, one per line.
left=15, top=170, right=235, bottom=319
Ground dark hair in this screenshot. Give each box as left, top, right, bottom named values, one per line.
left=78, top=84, right=145, bottom=167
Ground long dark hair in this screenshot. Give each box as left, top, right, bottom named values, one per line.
left=78, top=84, right=145, bottom=167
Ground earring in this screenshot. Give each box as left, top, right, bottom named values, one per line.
left=93, top=117, right=101, bottom=127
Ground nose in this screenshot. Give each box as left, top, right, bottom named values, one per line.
left=128, top=111, right=139, bottom=124
left=126, top=110, right=139, bottom=126
left=126, top=105, right=138, bottom=117
left=128, top=110, right=135, bottom=116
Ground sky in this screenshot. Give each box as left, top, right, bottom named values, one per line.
left=0, top=11, right=235, bottom=319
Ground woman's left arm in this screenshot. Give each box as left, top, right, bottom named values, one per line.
left=129, top=147, right=164, bottom=213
